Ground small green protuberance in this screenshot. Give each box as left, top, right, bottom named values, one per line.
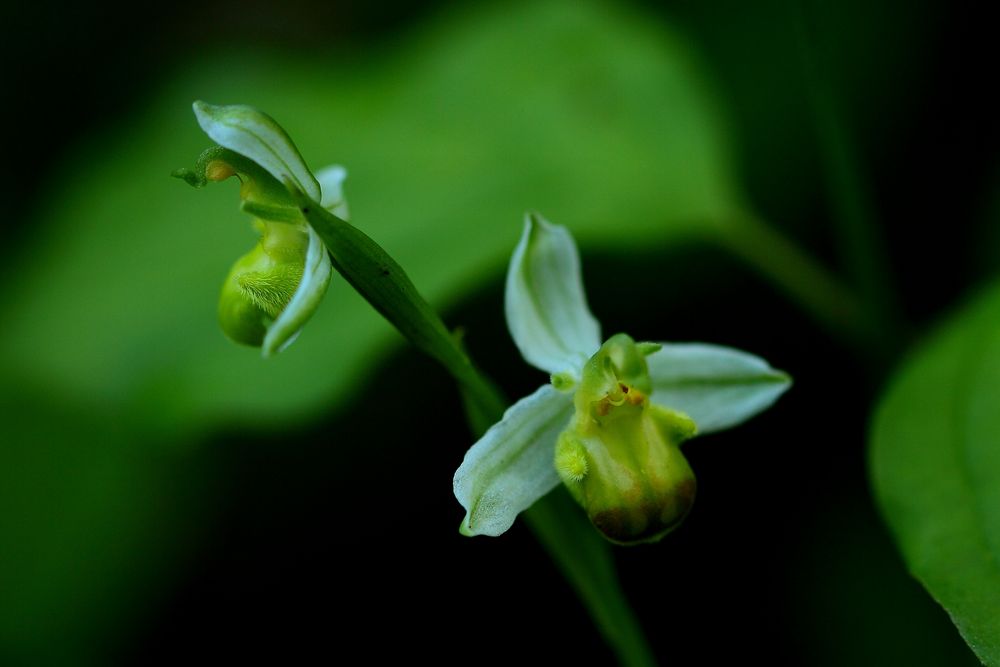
left=555, top=431, right=589, bottom=482
left=550, top=371, right=577, bottom=392
left=636, top=341, right=663, bottom=357
left=556, top=333, right=699, bottom=545
left=652, top=405, right=698, bottom=444
left=171, top=167, right=205, bottom=188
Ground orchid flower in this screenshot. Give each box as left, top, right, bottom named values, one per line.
left=454, top=213, right=791, bottom=544
left=174, top=102, right=349, bottom=357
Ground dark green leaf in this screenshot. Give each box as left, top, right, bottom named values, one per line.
left=871, top=281, right=1000, bottom=665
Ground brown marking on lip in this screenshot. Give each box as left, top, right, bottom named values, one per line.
left=590, top=478, right=697, bottom=545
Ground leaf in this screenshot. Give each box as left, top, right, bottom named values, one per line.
left=871, top=281, right=1000, bottom=665
left=505, top=212, right=602, bottom=376
left=454, top=384, right=573, bottom=536
left=645, top=342, right=791, bottom=434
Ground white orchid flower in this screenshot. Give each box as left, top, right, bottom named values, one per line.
left=454, top=213, right=791, bottom=544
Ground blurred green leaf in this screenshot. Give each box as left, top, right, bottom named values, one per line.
left=0, top=383, right=197, bottom=665
left=0, top=0, right=736, bottom=435
left=0, top=0, right=738, bottom=659
left=871, top=281, right=1000, bottom=665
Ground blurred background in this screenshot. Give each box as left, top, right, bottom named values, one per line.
left=1, top=0, right=996, bottom=664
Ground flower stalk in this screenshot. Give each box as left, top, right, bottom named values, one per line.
left=290, top=181, right=656, bottom=666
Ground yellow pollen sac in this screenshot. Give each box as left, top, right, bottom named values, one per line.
left=593, top=384, right=645, bottom=418
left=205, top=160, right=237, bottom=182
left=626, top=386, right=645, bottom=406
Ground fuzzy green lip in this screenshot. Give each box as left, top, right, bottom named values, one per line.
left=556, top=334, right=699, bottom=545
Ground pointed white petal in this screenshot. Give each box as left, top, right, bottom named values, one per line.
left=261, top=225, right=333, bottom=357
left=454, top=384, right=573, bottom=536
left=315, top=164, right=351, bottom=220
left=505, top=212, right=601, bottom=376
left=193, top=101, right=322, bottom=201
left=646, top=343, right=791, bottom=434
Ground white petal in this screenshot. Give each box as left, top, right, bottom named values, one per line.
left=193, top=101, right=322, bottom=201
left=316, top=164, right=351, bottom=220
left=454, top=384, right=574, bottom=536
left=261, top=225, right=333, bottom=357
left=646, top=343, right=791, bottom=434
left=505, top=212, right=601, bottom=376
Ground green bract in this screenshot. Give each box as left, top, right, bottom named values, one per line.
left=454, top=213, right=792, bottom=544
left=173, top=102, right=349, bottom=357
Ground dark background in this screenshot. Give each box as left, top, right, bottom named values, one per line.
left=3, top=0, right=997, bottom=664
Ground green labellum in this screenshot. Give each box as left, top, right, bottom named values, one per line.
left=218, top=220, right=308, bottom=346
left=556, top=333, right=698, bottom=545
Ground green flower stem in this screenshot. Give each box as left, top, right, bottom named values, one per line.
left=525, top=491, right=657, bottom=667
left=789, top=0, right=902, bottom=359
left=293, top=191, right=655, bottom=666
